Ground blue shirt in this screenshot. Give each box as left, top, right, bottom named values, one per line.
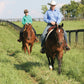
left=44, top=9, right=63, bottom=25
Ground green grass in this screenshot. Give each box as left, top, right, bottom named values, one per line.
left=13, top=20, right=84, bottom=46
left=0, top=21, right=84, bottom=84
left=13, top=20, right=84, bottom=34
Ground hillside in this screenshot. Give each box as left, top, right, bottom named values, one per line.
left=0, top=25, right=84, bottom=84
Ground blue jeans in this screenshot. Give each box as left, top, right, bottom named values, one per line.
left=41, top=25, right=68, bottom=47
left=64, top=30, right=68, bottom=44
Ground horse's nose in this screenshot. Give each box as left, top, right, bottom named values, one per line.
left=58, top=42, right=62, bottom=46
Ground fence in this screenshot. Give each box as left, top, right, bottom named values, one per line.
left=0, top=17, right=84, bottom=22
left=0, top=20, right=22, bottom=31
left=0, top=20, right=84, bottom=45
left=66, top=29, right=84, bottom=45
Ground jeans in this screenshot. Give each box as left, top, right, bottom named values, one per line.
left=41, top=24, right=68, bottom=47
left=41, top=25, right=52, bottom=47
left=64, top=30, right=68, bottom=44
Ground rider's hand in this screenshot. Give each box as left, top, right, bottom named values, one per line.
left=29, top=23, right=31, bottom=24
left=51, top=22, right=55, bottom=25
left=26, top=23, right=28, bottom=25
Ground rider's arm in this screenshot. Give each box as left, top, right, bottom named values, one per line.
left=44, top=11, right=52, bottom=23
left=56, top=10, right=63, bottom=25
left=22, top=17, right=26, bottom=25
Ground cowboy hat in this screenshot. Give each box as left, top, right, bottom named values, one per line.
left=48, top=0, right=56, bottom=5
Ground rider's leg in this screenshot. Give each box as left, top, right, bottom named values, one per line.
left=41, top=25, right=52, bottom=47
left=17, top=26, right=25, bottom=42
left=64, top=30, right=70, bottom=50
left=64, top=30, right=68, bottom=44
left=40, top=25, right=52, bottom=53
left=32, top=27, right=36, bottom=35
left=32, top=27, right=39, bottom=42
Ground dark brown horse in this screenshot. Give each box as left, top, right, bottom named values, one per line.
left=22, top=24, right=38, bottom=55
left=45, top=23, right=66, bottom=74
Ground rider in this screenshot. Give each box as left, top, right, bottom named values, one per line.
left=40, top=0, right=70, bottom=53
left=18, top=9, right=37, bottom=42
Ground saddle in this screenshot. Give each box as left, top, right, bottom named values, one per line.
left=45, top=26, right=56, bottom=41
left=48, top=26, right=56, bottom=32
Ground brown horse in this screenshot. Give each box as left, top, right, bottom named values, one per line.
left=45, top=23, right=66, bottom=74
left=22, top=24, right=37, bottom=55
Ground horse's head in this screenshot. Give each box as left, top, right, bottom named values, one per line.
left=24, top=24, right=32, bottom=32
left=54, top=23, right=64, bottom=46
left=23, top=24, right=32, bottom=39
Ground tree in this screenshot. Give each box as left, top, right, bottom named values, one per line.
left=77, top=4, right=84, bottom=17
left=61, top=1, right=79, bottom=18
left=81, top=0, right=84, bottom=4
left=41, top=5, right=48, bottom=14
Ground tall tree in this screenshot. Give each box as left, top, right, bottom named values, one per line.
left=61, top=1, right=79, bottom=18
left=41, top=5, right=48, bottom=14
left=81, top=0, right=84, bottom=4
left=77, top=3, right=84, bottom=17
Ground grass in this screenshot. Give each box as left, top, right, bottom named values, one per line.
left=0, top=21, right=84, bottom=84
left=13, top=20, right=84, bottom=46
left=13, top=20, right=84, bottom=34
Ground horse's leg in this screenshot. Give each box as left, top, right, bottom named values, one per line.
left=51, top=57, right=55, bottom=70
left=25, top=43, right=30, bottom=55
left=58, top=58, right=62, bottom=74
left=30, top=43, right=33, bottom=53
left=24, top=46, right=26, bottom=53
left=48, top=56, right=53, bottom=70
left=22, top=41, right=26, bottom=53
left=58, top=51, right=63, bottom=74
left=26, top=39, right=32, bottom=43
left=46, top=53, right=52, bottom=70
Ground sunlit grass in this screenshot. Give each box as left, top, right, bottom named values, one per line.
left=0, top=21, right=84, bottom=84
left=13, top=20, right=84, bottom=34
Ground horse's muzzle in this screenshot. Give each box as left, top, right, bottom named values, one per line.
left=58, top=42, right=63, bottom=46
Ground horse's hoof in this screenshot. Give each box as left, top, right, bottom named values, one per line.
left=49, top=65, right=53, bottom=70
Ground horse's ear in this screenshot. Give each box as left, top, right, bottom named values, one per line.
left=61, top=23, right=63, bottom=27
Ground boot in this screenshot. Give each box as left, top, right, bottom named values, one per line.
left=17, top=37, right=22, bottom=42
left=17, top=32, right=23, bottom=42
left=66, top=44, right=70, bottom=50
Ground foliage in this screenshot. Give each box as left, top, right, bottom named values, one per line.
left=41, top=5, right=48, bottom=14
left=61, top=1, right=84, bottom=18
left=81, top=0, right=84, bottom=4
left=77, top=3, right=84, bottom=17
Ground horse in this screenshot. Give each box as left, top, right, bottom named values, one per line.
left=22, top=24, right=37, bottom=55
left=45, top=23, right=66, bottom=74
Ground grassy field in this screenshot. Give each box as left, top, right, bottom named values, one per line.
left=0, top=21, right=84, bottom=84
left=13, top=20, right=84, bottom=34
left=13, top=20, right=84, bottom=46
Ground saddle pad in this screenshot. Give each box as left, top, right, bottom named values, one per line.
left=48, top=26, right=56, bottom=32
left=45, top=26, right=56, bottom=41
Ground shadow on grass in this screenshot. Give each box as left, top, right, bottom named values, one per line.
left=14, top=61, right=42, bottom=72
